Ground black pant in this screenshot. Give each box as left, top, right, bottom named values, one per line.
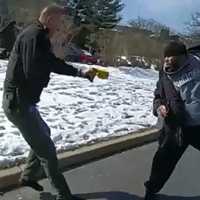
left=145, top=126, right=200, bottom=193
left=3, top=101, right=72, bottom=199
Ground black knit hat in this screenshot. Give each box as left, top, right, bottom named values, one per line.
left=164, top=41, right=187, bottom=57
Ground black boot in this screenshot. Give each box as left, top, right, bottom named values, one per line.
left=19, top=179, right=44, bottom=191
left=56, top=194, right=86, bottom=200
left=72, top=195, right=86, bottom=200
left=144, top=189, right=158, bottom=200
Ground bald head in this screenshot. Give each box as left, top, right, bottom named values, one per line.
left=39, top=4, right=66, bottom=21
left=39, top=4, right=67, bottom=37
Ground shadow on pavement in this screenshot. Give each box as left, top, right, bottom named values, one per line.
left=39, top=191, right=141, bottom=200
left=40, top=192, right=56, bottom=200
left=158, top=194, right=200, bottom=200
left=71, top=191, right=141, bottom=200
left=39, top=192, right=200, bottom=200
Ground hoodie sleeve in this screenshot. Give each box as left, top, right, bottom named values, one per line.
left=153, top=71, right=166, bottom=116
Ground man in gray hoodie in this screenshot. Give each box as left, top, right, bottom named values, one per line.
left=144, top=41, right=200, bottom=200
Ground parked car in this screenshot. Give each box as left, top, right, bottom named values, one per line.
left=114, top=56, right=132, bottom=67
left=79, top=50, right=97, bottom=64
left=64, top=43, right=81, bottom=62
left=64, top=43, right=98, bottom=64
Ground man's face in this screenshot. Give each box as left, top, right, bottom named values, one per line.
left=48, top=14, right=64, bottom=36
left=164, top=55, right=181, bottom=72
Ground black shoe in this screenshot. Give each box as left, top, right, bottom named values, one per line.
left=144, top=190, right=158, bottom=200
left=56, top=195, right=85, bottom=200
left=72, top=195, right=86, bottom=200
left=19, top=179, right=44, bottom=191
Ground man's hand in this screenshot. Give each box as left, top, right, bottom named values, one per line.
left=157, top=105, right=168, bottom=118
left=82, top=68, right=97, bottom=82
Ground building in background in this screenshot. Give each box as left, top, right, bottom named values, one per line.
left=0, top=0, right=16, bottom=58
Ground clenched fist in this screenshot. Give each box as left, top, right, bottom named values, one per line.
left=157, top=105, right=168, bottom=118
left=82, top=68, right=97, bottom=82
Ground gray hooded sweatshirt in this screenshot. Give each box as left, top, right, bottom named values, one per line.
left=165, top=54, right=200, bottom=126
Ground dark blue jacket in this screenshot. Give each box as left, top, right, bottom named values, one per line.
left=153, top=70, right=185, bottom=127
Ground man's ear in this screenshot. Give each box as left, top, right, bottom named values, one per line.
left=46, top=16, right=52, bottom=25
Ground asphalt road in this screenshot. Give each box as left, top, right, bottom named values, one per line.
left=2, top=142, right=200, bottom=200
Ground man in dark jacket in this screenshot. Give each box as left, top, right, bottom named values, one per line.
left=144, top=41, right=200, bottom=200
left=2, top=4, right=96, bottom=200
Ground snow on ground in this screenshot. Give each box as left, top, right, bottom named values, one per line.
left=0, top=60, right=158, bottom=168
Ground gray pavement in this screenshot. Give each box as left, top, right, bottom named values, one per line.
left=1, top=142, right=200, bottom=200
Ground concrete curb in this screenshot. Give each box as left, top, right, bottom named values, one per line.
left=0, top=128, right=158, bottom=191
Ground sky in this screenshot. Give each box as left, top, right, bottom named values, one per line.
left=121, top=0, right=200, bottom=33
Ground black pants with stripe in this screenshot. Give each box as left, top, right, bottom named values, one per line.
left=145, top=126, right=200, bottom=193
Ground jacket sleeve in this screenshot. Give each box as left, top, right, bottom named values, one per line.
left=153, top=71, right=166, bottom=116
left=39, top=31, right=81, bottom=76
left=20, top=30, right=81, bottom=78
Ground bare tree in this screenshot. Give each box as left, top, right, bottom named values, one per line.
left=129, top=17, right=169, bottom=33
left=187, top=12, right=200, bottom=38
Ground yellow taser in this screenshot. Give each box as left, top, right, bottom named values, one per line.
left=93, top=67, right=109, bottom=79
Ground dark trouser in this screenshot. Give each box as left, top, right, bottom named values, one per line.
left=145, top=126, right=200, bottom=193
left=4, top=104, right=72, bottom=199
